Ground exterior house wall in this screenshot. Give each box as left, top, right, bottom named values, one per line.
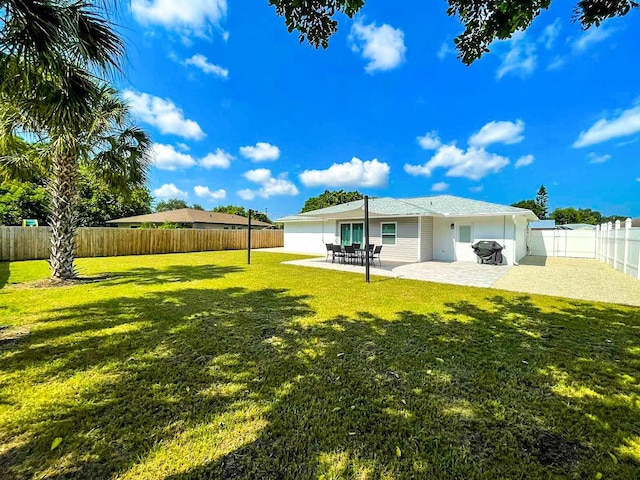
left=515, top=217, right=528, bottom=262
left=282, top=214, right=530, bottom=264
left=335, top=217, right=420, bottom=262
left=420, top=216, right=434, bottom=261
left=283, top=220, right=336, bottom=254
left=433, top=215, right=524, bottom=265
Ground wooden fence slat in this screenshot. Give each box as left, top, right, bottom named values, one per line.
left=0, top=227, right=283, bottom=262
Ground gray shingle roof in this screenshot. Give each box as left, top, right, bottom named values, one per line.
left=276, top=195, right=537, bottom=221
left=107, top=209, right=273, bottom=227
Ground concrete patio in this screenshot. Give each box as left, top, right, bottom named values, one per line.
left=282, top=256, right=512, bottom=288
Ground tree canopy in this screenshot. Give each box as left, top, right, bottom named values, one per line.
left=269, top=0, right=638, bottom=64
left=535, top=185, right=549, bottom=219
left=301, top=190, right=364, bottom=213
left=155, top=199, right=188, bottom=212
left=512, top=185, right=627, bottom=225
left=0, top=168, right=153, bottom=227
left=550, top=207, right=627, bottom=225
left=212, top=204, right=273, bottom=224
left=512, top=185, right=548, bottom=219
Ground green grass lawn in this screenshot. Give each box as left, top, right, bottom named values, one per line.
left=0, top=252, right=639, bottom=479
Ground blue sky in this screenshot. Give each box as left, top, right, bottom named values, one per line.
left=117, top=1, right=640, bottom=219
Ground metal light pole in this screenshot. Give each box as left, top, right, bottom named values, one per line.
left=247, top=209, right=252, bottom=265
left=364, top=195, right=370, bottom=284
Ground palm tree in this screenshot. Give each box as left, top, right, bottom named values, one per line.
left=0, top=1, right=143, bottom=279
left=0, top=86, right=151, bottom=278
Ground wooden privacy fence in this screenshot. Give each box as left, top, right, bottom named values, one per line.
left=0, top=227, right=283, bottom=262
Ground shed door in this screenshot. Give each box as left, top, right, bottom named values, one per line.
left=455, top=223, right=476, bottom=262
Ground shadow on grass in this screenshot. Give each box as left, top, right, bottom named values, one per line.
left=1, top=288, right=639, bottom=479
left=101, top=263, right=246, bottom=287
left=0, top=262, right=8, bottom=290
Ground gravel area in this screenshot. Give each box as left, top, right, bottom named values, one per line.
left=493, top=256, right=640, bottom=306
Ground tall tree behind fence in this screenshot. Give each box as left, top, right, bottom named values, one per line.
left=0, top=227, right=283, bottom=261
left=596, top=219, right=640, bottom=280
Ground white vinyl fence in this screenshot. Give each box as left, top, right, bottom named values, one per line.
left=596, top=219, right=640, bottom=280
left=529, top=229, right=597, bottom=258
left=529, top=219, right=639, bottom=280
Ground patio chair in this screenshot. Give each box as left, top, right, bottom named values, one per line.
left=325, top=243, right=334, bottom=263
left=332, top=244, right=346, bottom=264
left=344, top=245, right=358, bottom=265
left=369, top=245, right=382, bottom=266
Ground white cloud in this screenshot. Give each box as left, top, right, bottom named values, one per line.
left=131, top=0, right=227, bottom=38
left=151, top=144, right=231, bottom=170
left=239, top=142, right=281, bottom=162
left=417, top=131, right=442, bottom=150
left=515, top=154, right=535, bottom=168
left=469, top=185, right=484, bottom=193
left=573, top=105, right=640, bottom=148
left=349, top=20, right=406, bottom=73
left=176, top=143, right=190, bottom=151
left=123, top=90, right=205, bottom=140
left=404, top=145, right=510, bottom=181
left=572, top=26, right=614, bottom=53
left=587, top=152, right=612, bottom=164
left=437, top=41, right=454, bottom=60
left=299, top=157, right=390, bottom=188
left=540, top=19, right=562, bottom=50
left=496, top=32, right=537, bottom=79
left=194, top=185, right=226, bottom=200
left=185, top=54, right=228, bottom=78
left=153, top=183, right=187, bottom=199
left=239, top=169, right=299, bottom=199
left=151, top=143, right=197, bottom=170
left=237, top=189, right=256, bottom=201
left=547, top=56, right=566, bottom=71
left=468, top=120, right=525, bottom=147
left=636, top=178, right=640, bottom=182
left=200, top=148, right=233, bottom=169
left=431, top=182, right=449, bottom=192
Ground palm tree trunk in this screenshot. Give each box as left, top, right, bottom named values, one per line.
left=48, top=152, right=79, bottom=280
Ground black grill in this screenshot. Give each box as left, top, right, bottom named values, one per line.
left=472, top=241, right=504, bottom=265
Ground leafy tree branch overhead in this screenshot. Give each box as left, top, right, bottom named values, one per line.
left=269, top=0, right=638, bottom=64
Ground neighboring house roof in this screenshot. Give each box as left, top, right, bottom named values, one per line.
left=107, top=209, right=273, bottom=227
left=633, top=218, right=640, bottom=228
left=530, top=220, right=556, bottom=229
left=556, top=223, right=597, bottom=230
left=277, top=195, right=538, bottom=222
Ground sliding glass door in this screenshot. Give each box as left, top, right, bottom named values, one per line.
left=340, top=223, right=364, bottom=246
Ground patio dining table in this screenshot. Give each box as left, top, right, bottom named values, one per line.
left=349, top=247, right=373, bottom=266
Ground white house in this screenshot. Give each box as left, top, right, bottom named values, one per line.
left=276, top=195, right=538, bottom=265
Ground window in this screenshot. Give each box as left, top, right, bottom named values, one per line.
left=381, top=223, right=397, bottom=245
left=458, top=225, right=472, bottom=243
left=340, top=223, right=364, bottom=246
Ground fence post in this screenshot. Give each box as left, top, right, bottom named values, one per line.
left=623, top=218, right=631, bottom=274
left=614, top=220, right=621, bottom=270
left=606, top=222, right=612, bottom=265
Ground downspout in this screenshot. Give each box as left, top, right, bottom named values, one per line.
left=503, top=216, right=506, bottom=264
left=512, top=214, right=518, bottom=266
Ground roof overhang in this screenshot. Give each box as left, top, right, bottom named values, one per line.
left=279, top=210, right=538, bottom=222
